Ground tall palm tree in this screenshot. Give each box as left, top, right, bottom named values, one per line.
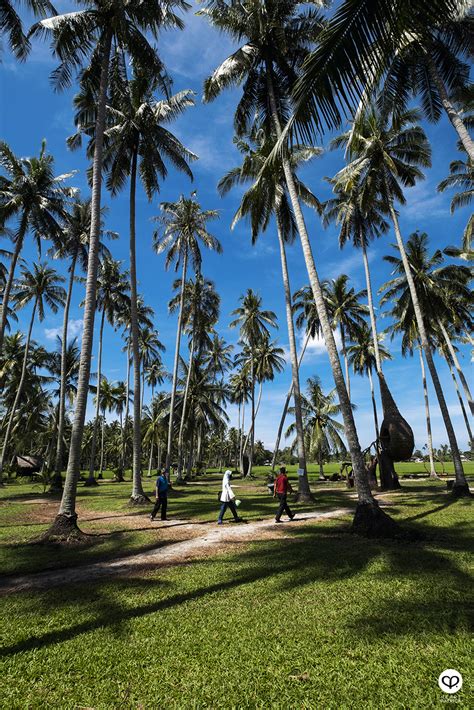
left=153, top=193, right=222, bottom=471
left=0, top=140, right=74, bottom=351
left=0, top=0, right=54, bottom=59
left=71, top=56, right=196, bottom=502
left=229, top=367, right=251, bottom=475
left=325, top=275, right=369, bottom=402
left=169, top=274, right=219, bottom=479
left=230, top=289, right=278, bottom=477
left=35, top=0, right=189, bottom=538
left=201, top=0, right=385, bottom=534
left=219, top=127, right=321, bottom=499
left=334, top=106, right=470, bottom=497
left=287, top=376, right=346, bottom=480
left=203, top=334, right=234, bottom=380
left=138, top=327, right=165, bottom=412
left=438, top=150, right=473, bottom=255
left=94, top=377, right=121, bottom=478
left=347, top=325, right=392, bottom=444
left=49, top=198, right=115, bottom=489
left=0, top=263, right=65, bottom=478
left=437, top=336, right=473, bottom=447
left=86, top=257, right=130, bottom=485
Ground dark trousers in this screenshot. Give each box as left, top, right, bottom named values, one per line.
left=218, top=500, right=239, bottom=522
left=151, top=494, right=168, bottom=520
left=275, top=493, right=293, bottom=521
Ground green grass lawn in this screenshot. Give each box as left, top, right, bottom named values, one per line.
left=0, top=478, right=472, bottom=709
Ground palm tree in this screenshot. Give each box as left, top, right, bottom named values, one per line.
left=94, top=377, right=121, bottom=478
left=169, top=274, right=219, bottom=479
left=71, top=56, right=196, bottom=502
left=138, top=327, right=165, bottom=413
left=0, top=263, right=65, bottom=479
left=0, top=140, right=74, bottom=351
left=153, top=193, right=222, bottom=471
left=203, top=334, right=234, bottom=380
left=334, top=106, right=470, bottom=497
left=111, top=380, right=128, bottom=482
left=143, top=392, right=167, bottom=477
left=86, top=257, right=130, bottom=485
left=438, top=150, right=473, bottom=255
left=49, top=198, right=114, bottom=489
left=229, top=367, right=251, bottom=475
left=219, top=127, right=321, bottom=499
left=325, top=275, right=369, bottom=402
left=230, top=289, right=278, bottom=477
left=347, top=325, right=392, bottom=444
left=437, top=336, right=473, bottom=447
left=201, top=0, right=384, bottom=534
left=35, top=0, right=188, bottom=538
left=287, top=377, right=346, bottom=480
left=0, top=0, right=54, bottom=59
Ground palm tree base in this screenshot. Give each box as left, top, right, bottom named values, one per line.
left=451, top=482, right=472, bottom=498
left=36, top=513, right=88, bottom=544
left=84, top=477, right=99, bottom=487
left=352, top=501, right=404, bottom=539
left=112, top=473, right=125, bottom=482
left=128, top=494, right=151, bottom=505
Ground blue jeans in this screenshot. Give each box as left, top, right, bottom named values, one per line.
left=218, top=500, right=239, bottom=522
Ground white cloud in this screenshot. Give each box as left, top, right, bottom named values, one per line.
left=45, top=318, right=83, bottom=341
left=300, top=329, right=342, bottom=358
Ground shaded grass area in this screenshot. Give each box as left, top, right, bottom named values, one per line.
left=0, top=484, right=472, bottom=709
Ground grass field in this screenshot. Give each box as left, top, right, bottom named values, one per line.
left=0, top=470, right=472, bottom=709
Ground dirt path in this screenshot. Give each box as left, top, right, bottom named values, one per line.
left=0, top=507, right=352, bottom=593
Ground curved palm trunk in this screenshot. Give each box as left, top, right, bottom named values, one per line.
left=276, top=215, right=311, bottom=501
left=361, top=243, right=382, bottom=374
left=265, top=66, right=392, bottom=534
left=418, top=346, right=437, bottom=478
left=427, top=56, right=474, bottom=161
left=388, top=203, right=470, bottom=496
left=437, top=319, right=473, bottom=415
left=129, top=150, right=148, bottom=503
left=0, top=224, right=25, bottom=352
left=446, top=356, right=473, bottom=445
left=52, top=250, right=78, bottom=490
left=340, top=323, right=351, bottom=402
left=242, top=376, right=262, bottom=470
left=86, top=308, right=105, bottom=485
left=0, top=300, right=37, bottom=480
left=271, top=331, right=310, bottom=471
left=367, top=369, right=379, bottom=443
left=176, top=334, right=195, bottom=481
left=48, top=29, right=113, bottom=537
left=166, top=250, right=188, bottom=473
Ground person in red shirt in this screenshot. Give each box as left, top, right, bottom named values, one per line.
left=273, top=466, right=296, bottom=522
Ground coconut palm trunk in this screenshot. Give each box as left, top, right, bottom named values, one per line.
left=265, top=66, right=388, bottom=532
left=176, top=333, right=195, bottom=481
left=418, top=345, right=437, bottom=478
left=276, top=215, right=311, bottom=501
left=446, top=357, right=473, bottom=445
left=99, top=412, right=105, bottom=478
left=240, top=398, right=246, bottom=475
left=248, top=356, right=255, bottom=477
left=166, top=249, right=188, bottom=472
left=86, top=308, right=105, bottom=485
left=129, top=150, right=148, bottom=503
left=0, top=300, right=37, bottom=479
left=388, top=202, right=470, bottom=496
left=367, top=368, right=379, bottom=442
left=437, top=319, right=473, bottom=415
left=426, top=56, right=474, bottom=161
left=272, top=331, right=310, bottom=471
left=116, top=409, right=125, bottom=482
left=48, top=29, right=113, bottom=535
left=340, top=323, right=351, bottom=401
left=147, top=439, right=154, bottom=477
left=0, top=230, right=25, bottom=352
left=121, top=341, right=131, bottom=477
left=52, top=250, right=78, bottom=490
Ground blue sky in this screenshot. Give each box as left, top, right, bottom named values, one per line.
left=0, top=1, right=472, bottom=452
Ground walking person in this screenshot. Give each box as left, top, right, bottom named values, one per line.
left=150, top=468, right=169, bottom=521
left=217, top=470, right=243, bottom=525
left=274, top=466, right=296, bottom=522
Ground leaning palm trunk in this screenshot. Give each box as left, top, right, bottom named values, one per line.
left=0, top=301, right=37, bottom=479
left=388, top=203, right=470, bottom=496
left=367, top=368, right=379, bottom=443
left=271, top=331, right=310, bottom=471
left=129, top=151, right=148, bottom=503
left=242, top=379, right=263, bottom=465
left=437, top=319, right=473, bottom=416
left=340, top=324, right=351, bottom=402
left=176, top=334, right=195, bottom=481
left=418, top=345, right=437, bottom=478
left=86, top=308, right=105, bottom=486
left=265, top=66, right=395, bottom=534
left=0, top=230, right=24, bottom=352
left=276, top=215, right=311, bottom=501
left=46, top=29, right=114, bottom=538
left=52, top=249, right=78, bottom=491
left=166, top=250, right=188, bottom=472
left=426, top=56, right=474, bottom=161
left=446, top=356, right=473, bottom=445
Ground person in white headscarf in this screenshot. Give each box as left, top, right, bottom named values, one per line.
left=217, top=470, right=243, bottom=525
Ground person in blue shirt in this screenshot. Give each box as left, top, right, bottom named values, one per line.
left=150, top=468, right=169, bottom=521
